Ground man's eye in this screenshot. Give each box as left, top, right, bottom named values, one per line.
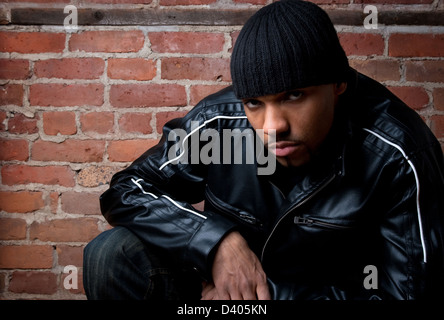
left=243, top=100, right=262, bottom=109
left=287, top=91, right=303, bottom=101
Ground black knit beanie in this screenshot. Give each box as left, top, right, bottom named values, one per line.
left=231, top=0, right=350, bottom=99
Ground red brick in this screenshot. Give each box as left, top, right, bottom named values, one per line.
left=8, top=113, right=39, bottom=134
left=0, top=84, right=24, bottom=106
left=405, top=60, right=444, bottom=83
left=0, top=32, right=65, bottom=53
left=430, top=115, right=444, bottom=139
left=190, top=84, right=228, bottom=105
left=118, top=112, right=153, bottom=134
left=0, top=59, right=30, bottom=79
left=108, top=58, right=156, bottom=80
left=349, top=59, right=400, bottom=82
left=338, top=33, right=384, bottom=56
left=108, top=139, right=158, bottom=162
left=30, top=218, right=100, bottom=242
left=34, top=58, right=105, bottom=79
left=1, top=165, right=75, bottom=187
left=87, top=0, right=152, bottom=3
left=80, top=112, right=114, bottom=134
left=57, top=245, right=84, bottom=267
left=0, top=111, right=6, bottom=131
left=160, top=0, right=216, bottom=4
left=50, top=192, right=59, bottom=214
left=0, top=218, right=27, bottom=240
left=150, top=32, right=225, bottom=54
left=9, top=271, right=57, bottom=294
left=389, top=34, right=444, bottom=57
left=433, top=88, right=444, bottom=111
left=156, top=111, right=188, bottom=134
left=32, top=139, right=105, bottom=162
left=43, top=111, right=77, bottom=135
left=388, top=86, right=429, bottom=110
left=30, top=83, right=104, bottom=107
left=0, top=138, right=28, bottom=161
left=355, top=0, right=433, bottom=3
left=233, top=0, right=267, bottom=3
left=0, top=191, right=44, bottom=213
left=61, top=191, right=101, bottom=215
left=110, top=84, right=186, bottom=108
left=0, top=245, right=53, bottom=269
left=69, top=30, right=144, bottom=53
left=161, top=57, right=231, bottom=81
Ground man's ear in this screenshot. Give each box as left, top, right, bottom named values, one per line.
left=335, top=82, right=347, bottom=95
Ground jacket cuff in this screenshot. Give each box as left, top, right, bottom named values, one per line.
left=184, top=212, right=237, bottom=281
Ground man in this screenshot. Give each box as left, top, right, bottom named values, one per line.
left=84, top=0, right=444, bottom=300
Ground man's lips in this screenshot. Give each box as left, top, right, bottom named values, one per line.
left=268, top=141, right=301, bottom=157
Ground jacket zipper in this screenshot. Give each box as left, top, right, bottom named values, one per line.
left=205, top=188, right=260, bottom=226
left=293, top=216, right=352, bottom=230
left=260, top=173, right=337, bottom=262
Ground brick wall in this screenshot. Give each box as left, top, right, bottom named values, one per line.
left=0, top=0, right=443, bottom=299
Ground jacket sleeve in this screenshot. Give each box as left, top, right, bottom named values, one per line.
left=376, top=141, right=444, bottom=300
left=99, top=105, right=237, bottom=280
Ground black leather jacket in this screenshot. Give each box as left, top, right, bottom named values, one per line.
left=100, top=71, right=444, bottom=300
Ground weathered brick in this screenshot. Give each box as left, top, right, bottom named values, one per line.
left=160, top=0, right=217, bottom=4
left=9, top=271, right=57, bottom=294
left=0, top=59, right=30, bottom=79
left=389, top=33, right=444, bottom=57
left=80, top=112, right=114, bottom=134
left=110, top=84, right=186, bottom=108
left=61, top=191, right=101, bottom=215
left=433, top=88, right=444, bottom=111
left=77, top=166, right=119, bottom=188
left=190, top=84, right=228, bottom=105
left=156, top=111, right=188, bottom=134
left=150, top=32, right=225, bottom=54
left=56, top=245, right=84, bottom=267
left=0, top=111, right=6, bottom=132
left=349, top=59, right=400, bottom=82
left=0, top=31, right=65, bottom=53
left=0, top=218, right=27, bottom=240
left=34, top=58, right=105, bottom=79
left=0, top=84, right=24, bottom=106
left=338, top=33, right=385, bottom=56
left=405, top=60, right=444, bottom=83
left=0, top=245, right=53, bottom=269
left=430, top=115, right=444, bottom=139
left=8, top=113, right=39, bottom=134
left=30, top=218, right=100, bottom=242
left=32, top=139, right=105, bottom=163
left=0, top=138, right=28, bottom=161
left=388, top=86, right=429, bottom=110
left=107, top=139, right=158, bottom=162
left=161, top=57, right=231, bottom=81
left=108, top=58, right=156, bottom=80
left=30, top=83, right=104, bottom=107
left=118, top=112, right=153, bottom=134
left=69, top=30, right=144, bottom=53
left=0, top=191, right=44, bottom=213
left=1, top=165, right=75, bottom=187
left=43, top=111, right=77, bottom=135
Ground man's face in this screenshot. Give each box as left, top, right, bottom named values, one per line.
left=242, top=83, right=347, bottom=168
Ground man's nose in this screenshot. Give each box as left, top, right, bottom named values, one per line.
left=262, top=104, right=289, bottom=136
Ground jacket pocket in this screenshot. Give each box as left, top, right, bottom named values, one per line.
left=293, top=216, right=354, bottom=230
left=205, top=186, right=262, bottom=227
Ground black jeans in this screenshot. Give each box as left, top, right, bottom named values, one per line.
left=83, top=226, right=202, bottom=300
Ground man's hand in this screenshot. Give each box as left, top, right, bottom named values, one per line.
left=201, top=231, right=271, bottom=300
